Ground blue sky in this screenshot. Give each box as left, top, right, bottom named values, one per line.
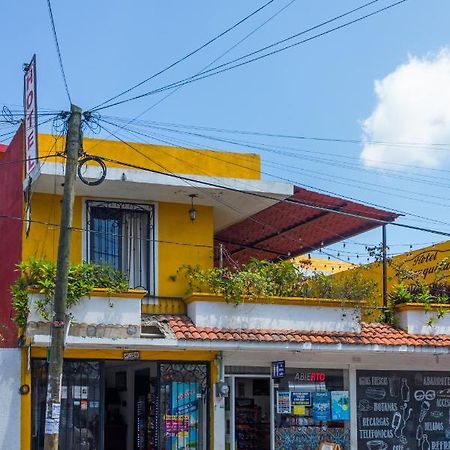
left=1, top=0, right=450, bottom=264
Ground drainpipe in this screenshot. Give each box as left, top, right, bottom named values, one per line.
left=217, top=351, right=225, bottom=382
left=382, top=225, right=388, bottom=317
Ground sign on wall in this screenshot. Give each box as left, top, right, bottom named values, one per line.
left=357, top=370, right=450, bottom=449
left=23, top=54, right=39, bottom=184
left=272, top=360, right=286, bottom=379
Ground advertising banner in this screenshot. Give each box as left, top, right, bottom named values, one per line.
left=168, top=382, right=199, bottom=450
left=312, top=392, right=331, bottom=421
left=357, top=370, right=450, bottom=449
left=331, top=391, right=350, bottom=420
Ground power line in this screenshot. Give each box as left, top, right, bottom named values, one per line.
left=83, top=0, right=297, bottom=160
left=0, top=115, right=58, bottom=143
left=91, top=0, right=407, bottom=112
left=98, top=117, right=450, bottom=228
left=93, top=122, right=305, bottom=254
left=0, top=153, right=61, bottom=167
left=108, top=116, right=450, bottom=154
left=45, top=0, right=72, bottom=104
left=0, top=214, right=213, bottom=249
left=112, top=118, right=450, bottom=190
left=129, top=0, right=298, bottom=117
left=98, top=118, right=399, bottom=219
left=83, top=128, right=450, bottom=238
left=90, top=0, right=276, bottom=111
left=93, top=121, right=388, bottom=258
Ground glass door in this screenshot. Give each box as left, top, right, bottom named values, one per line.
left=225, top=375, right=273, bottom=450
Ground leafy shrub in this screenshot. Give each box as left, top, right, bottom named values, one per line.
left=11, top=259, right=129, bottom=327
left=179, top=259, right=376, bottom=304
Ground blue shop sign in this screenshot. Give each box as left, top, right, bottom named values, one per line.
left=272, top=360, right=285, bottom=379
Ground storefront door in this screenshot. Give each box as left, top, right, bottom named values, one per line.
left=225, top=375, right=273, bottom=450
left=32, top=359, right=104, bottom=450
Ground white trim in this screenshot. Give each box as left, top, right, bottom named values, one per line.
left=39, top=163, right=294, bottom=197
left=349, top=365, right=357, bottom=449
left=31, top=334, right=450, bottom=355
left=177, top=340, right=450, bottom=354
left=32, top=335, right=178, bottom=348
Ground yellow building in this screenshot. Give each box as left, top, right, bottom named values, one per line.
left=332, top=241, right=450, bottom=307
left=18, top=132, right=294, bottom=450
left=5, top=128, right=449, bottom=450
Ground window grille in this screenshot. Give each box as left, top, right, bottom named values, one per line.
left=86, top=201, right=155, bottom=294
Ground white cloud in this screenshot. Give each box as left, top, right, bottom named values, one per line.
left=360, top=49, right=450, bottom=169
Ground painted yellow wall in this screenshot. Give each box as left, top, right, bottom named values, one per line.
left=24, top=134, right=249, bottom=297
left=38, top=133, right=261, bottom=179
left=22, top=193, right=82, bottom=263
left=157, top=202, right=214, bottom=297
left=22, top=195, right=214, bottom=298
left=332, top=240, right=450, bottom=309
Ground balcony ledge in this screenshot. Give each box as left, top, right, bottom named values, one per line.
left=184, top=292, right=366, bottom=308
left=184, top=292, right=364, bottom=333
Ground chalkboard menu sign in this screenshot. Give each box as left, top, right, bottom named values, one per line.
left=356, top=370, right=450, bottom=450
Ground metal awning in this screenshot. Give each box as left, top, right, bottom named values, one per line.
left=214, top=186, right=399, bottom=265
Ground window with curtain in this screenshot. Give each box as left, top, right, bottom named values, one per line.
left=86, top=201, right=155, bottom=294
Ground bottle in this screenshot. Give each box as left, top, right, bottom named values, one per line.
left=389, top=374, right=400, bottom=398
left=401, top=378, right=410, bottom=403
left=422, top=434, right=430, bottom=450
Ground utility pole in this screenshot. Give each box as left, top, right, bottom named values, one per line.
left=382, top=224, right=388, bottom=318
left=43, top=104, right=82, bottom=450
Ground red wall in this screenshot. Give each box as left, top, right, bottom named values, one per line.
left=0, top=124, right=24, bottom=347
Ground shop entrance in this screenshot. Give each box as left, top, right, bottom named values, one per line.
left=31, top=359, right=210, bottom=450
left=104, top=361, right=210, bottom=450
left=225, top=375, right=272, bottom=450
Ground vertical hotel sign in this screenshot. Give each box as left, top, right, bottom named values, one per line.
left=24, top=54, right=39, bottom=184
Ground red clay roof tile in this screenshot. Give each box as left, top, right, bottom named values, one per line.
left=148, top=315, right=450, bottom=348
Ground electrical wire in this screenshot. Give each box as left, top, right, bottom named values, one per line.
left=98, top=117, right=450, bottom=229
left=84, top=128, right=450, bottom=238
left=0, top=153, right=61, bottom=167
left=93, top=123, right=301, bottom=256
left=90, top=120, right=371, bottom=260
left=130, top=0, right=298, bottom=118
left=113, top=118, right=450, bottom=190
left=45, top=0, right=72, bottom=104
left=91, top=0, right=407, bottom=112
left=98, top=118, right=398, bottom=219
left=0, top=115, right=58, bottom=143
left=90, top=0, right=276, bottom=111
left=82, top=0, right=296, bottom=158
left=0, top=214, right=213, bottom=249
left=107, top=116, right=450, bottom=156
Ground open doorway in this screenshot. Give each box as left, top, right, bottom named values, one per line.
left=225, top=375, right=271, bottom=450
left=104, top=361, right=158, bottom=450
left=104, top=360, right=209, bottom=450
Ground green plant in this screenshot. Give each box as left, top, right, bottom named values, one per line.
left=178, top=259, right=376, bottom=305
left=11, top=259, right=129, bottom=328
left=386, top=258, right=450, bottom=326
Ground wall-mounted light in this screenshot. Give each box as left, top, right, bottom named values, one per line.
left=188, top=194, right=197, bottom=221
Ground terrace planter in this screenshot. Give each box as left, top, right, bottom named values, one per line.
left=185, top=293, right=363, bottom=332
left=27, top=288, right=146, bottom=327
left=395, top=303, right=450, bottom=335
